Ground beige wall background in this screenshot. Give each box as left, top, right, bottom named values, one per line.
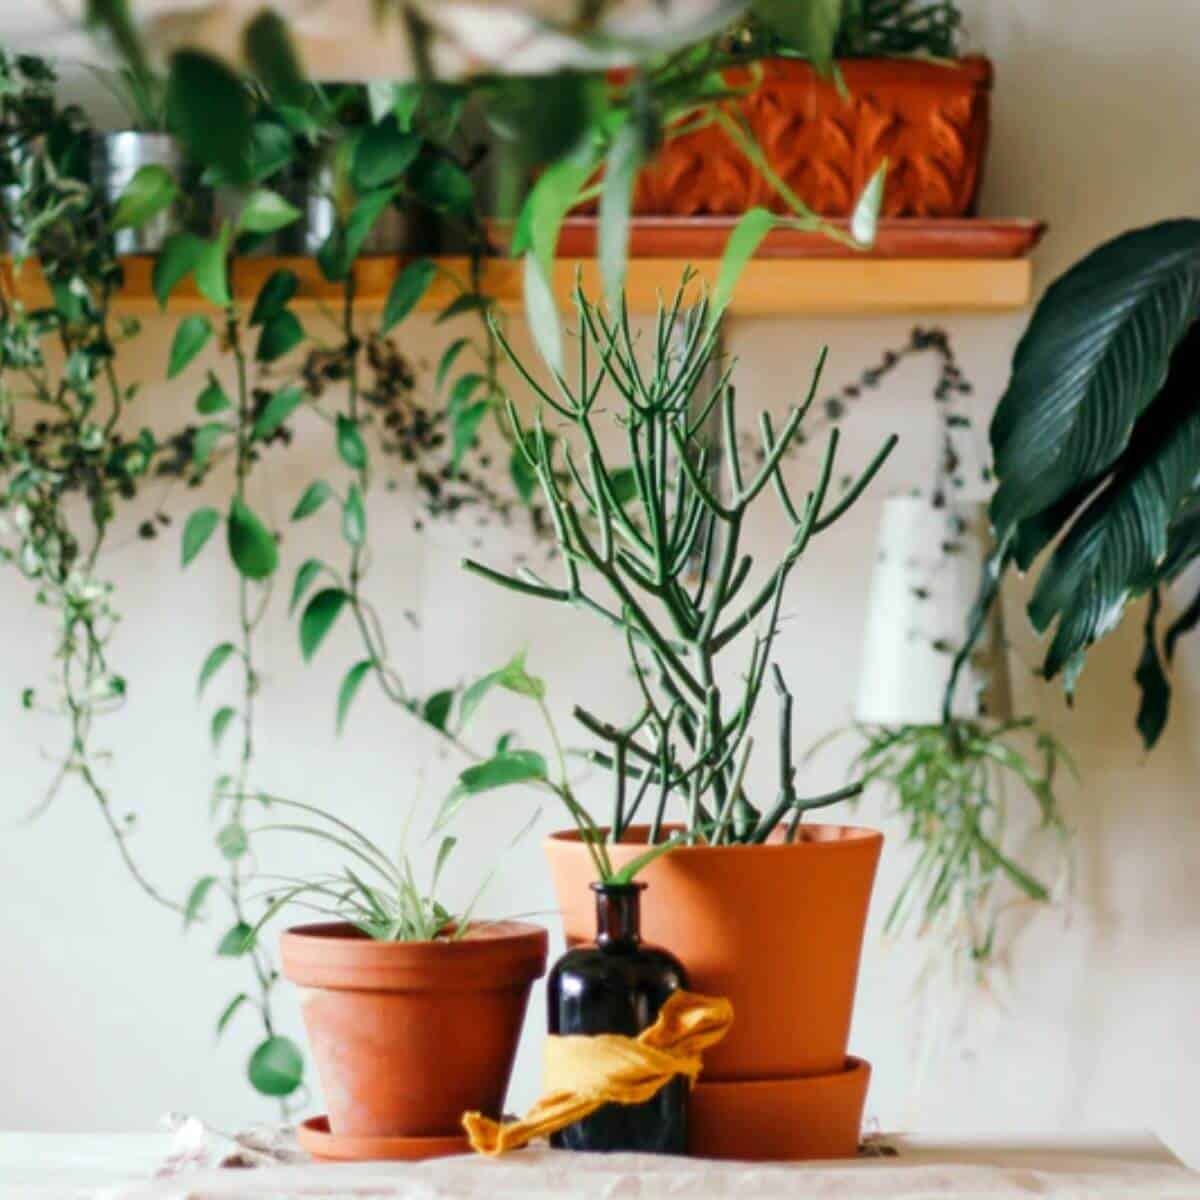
left=2, top=0, right=1199, bottom=1164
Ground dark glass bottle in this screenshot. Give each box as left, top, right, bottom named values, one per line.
left=547, top=881, right=688, bottom=1153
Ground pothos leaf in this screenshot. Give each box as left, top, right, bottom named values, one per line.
left=382, top=258, right=436, bottom=333
left=250, top=268, right=299, bottom=327
left=197, top=642, right=236, bottom=697
left=153, top=232, right=206, bottom=308
left=211, top=707, right=236, bottom=748
left=111, top=163, right=178, bottom=231
left=227, top=498, right=278, bottom=581
left=336, top=659, right=374, bottom=734
left=336, top=414, right=368, bottom=470
left=290, top=557, right=328, bottom=614
left=168, top=315, right=212, bottom=379
left=256, top=310, right=305, bottom=362
left=437, top=749, right=548, bottom=829
left=183, top=874, right=218, bottom=927
left=217, top=921, right=255, bottom=955
left=342, top=484, right=367, bottom=546
left=167, top=50, right=252, bottom=185
left=291, top=481, right=333, bottom=521
left=300, top=588, right=348, bottom=660
left=182, top=507, right=220, bottom=566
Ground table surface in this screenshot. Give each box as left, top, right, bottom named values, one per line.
left=2, top=1129, right=1197, bottom=1199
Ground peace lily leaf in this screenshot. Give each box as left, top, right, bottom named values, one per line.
left=851, top=160, right=887, bottom=248
left=382, top=258, right=436, bottom=333
left=1025, top=323, right=1200, bottom=685
left=713, top=207, right=774, bottom=324
left=336, top=659, right=373, bottom=734
left=196, top=375, right=231, bottom=414
left=292, top=481, right=333, bottom=521
left=300, top=588, right=348, bottom=660
left=990, top=219, right=1200, bottom=549
left=153, top=232, right=206, bottom=308
left=211, top=706, right=236, bottom=748
left=1135, top=591, right=1170, bottom=750
left=250, top=268, right=298, bottom=326
left=183, top=874, right=218, bottom=927
left=256, top=310, right=305, bottom=363
left=599, top=121, right=642, bottom=313
left=437, top=749, right=548, bottom=829
left=217, top=920, right=254, bottom=955
left=167, top=50, right=252, bottom=185
left=353, top=118, right=420, bottom=190
left=253, top=384, right=305, bottom=440
left=227, top=498, right=278, bottom=581
left=215, top=992, right=248, bottom=1037
left=290, top=557, right=328, bottom=614
left=238, top=187, right=301, bottom=234
left=342, top=484, right=367, bottom=546
left=336, top=414, right=368, bottom=471
left=197, top=642, right=236, bottom=697
left=182, top=507, right=220, bottom=566
left=112, top=163, right=178, bottom=230
left=168, top=315, right=212, bottom=378
left=247, top=1035, right=303, bottom=1097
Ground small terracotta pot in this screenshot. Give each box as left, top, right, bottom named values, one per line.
left=587, top=57, right=991, bottom=219
left=281, top=921, right=547, bottom=1139
left=689, top=1057, right=871, bottom=1160
left=544, top=825, right=882, bottom=1081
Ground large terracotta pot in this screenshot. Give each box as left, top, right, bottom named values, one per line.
left=544, top=825, right=882, bottom=1081
left=280, top=921, right=547, bottom=1138
left=612, top=56, right=992, bottom=219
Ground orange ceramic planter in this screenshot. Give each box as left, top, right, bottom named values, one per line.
left=689, top=1057, right=871, bottom=1160
left=544, top=825, right=882, bottom=1081
left=614, top=57, right=992, bottom=219
left=281, top=921, right=547, bottom=1140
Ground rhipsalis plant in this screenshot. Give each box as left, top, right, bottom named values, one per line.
left=462, top=278, right=896, bottom=848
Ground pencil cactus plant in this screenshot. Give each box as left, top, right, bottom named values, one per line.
left=463, top=278, right=897, bottom=847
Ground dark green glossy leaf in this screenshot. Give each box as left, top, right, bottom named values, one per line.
left=253, top=384, right=305, bottom=439
left=344, top=187, right=395, bottom=260
left=352, top=117, right=420, bottom=190
left=256, top=310, right=304, bottom=362
left=194, top=231, right=230, bottom=307
left=249, top=268, right=298, bottom=326
left=291, top=481, right=333, bottom=521
left=381, top=258, right=436, bottom=333
left=423, top=688, right=455, bottom=732
left=197, top=642, right=236, bottom=697
left=247, top=1035, right=304, bottom=1097
left=991, top=220, right=1200, bottom=547
left=300, top=588, right=348, bottom=660
left=336, top=414, right=368, bottom=470
left=168, top=315, right=212, bottom=378
left=167, top=50, right=252, bottom=185
left=336, top=659, right=373, bottom=734
left=243, top=9, right=307, bottom=108
left=227, top=498, right=278, bottom=581
left=196, top=374, right=231, bottom=414
left=1135, top=588, right=1170, bottom=749
left=408, top=151, right=474, bottom=215
left=112, top=163, right=178, bottom=230
left=182, top=506, right=220, bottom=565
left=153, top=232, right=206, bottom=308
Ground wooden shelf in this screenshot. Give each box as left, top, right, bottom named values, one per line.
left=3, top=252, right=1033, bottom=316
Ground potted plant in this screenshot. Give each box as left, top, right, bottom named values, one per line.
left=244, top=798, right=547, bottom=1161
left=458, top=278, right=897, bottom=1160
left=619, top=0, right=989, bottom=219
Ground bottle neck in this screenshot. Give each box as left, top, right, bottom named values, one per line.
left=592, top=883, right=644, bottom=947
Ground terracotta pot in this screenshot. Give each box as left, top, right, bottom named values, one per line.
left=592, top=57, right=991, bottom=219
left=689, top=1057, right=871, bottom=1160
left=280, top=921, right=547, bottom=1139
left=544, top=825, right=882, bottom=1081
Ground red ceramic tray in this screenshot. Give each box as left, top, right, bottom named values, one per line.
left=554, top=218, right=1047, bottom=261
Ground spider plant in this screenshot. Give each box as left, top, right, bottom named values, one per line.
left=845, top=718, right=1074, bottom=978
left=246, top=798, right=491, bottom=942
left=461, top=277, right=896, bottom=846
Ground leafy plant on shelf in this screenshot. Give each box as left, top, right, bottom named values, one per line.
left=0, top=51, right=180, bottom=910
left=450, top=278, right=896, bottom=849
left=844, top=719, right=1073, bottom=981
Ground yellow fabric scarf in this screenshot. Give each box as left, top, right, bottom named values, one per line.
left=463, top=990, right=733, bottom=1156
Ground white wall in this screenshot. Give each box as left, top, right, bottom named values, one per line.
left=3, top=0, right=1200, bottom=1165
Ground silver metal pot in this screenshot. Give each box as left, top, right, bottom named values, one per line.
left=91, top=132, right=192, bottom=255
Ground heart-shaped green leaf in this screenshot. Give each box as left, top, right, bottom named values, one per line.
left=227, top=498, right=278, bottom=580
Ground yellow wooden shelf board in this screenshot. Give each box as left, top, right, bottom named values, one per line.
left=2, top=254, right=1032, bottom=315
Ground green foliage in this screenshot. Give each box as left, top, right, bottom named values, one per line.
left=227, top=498, right=278, bottom=580
left=336, top=660, right=373, bottom=734
left=111, top=163, right=178, bottom=230
left=238, top=188, right=301, bottom=234
left=168, top=315, right=212, bottom=378
left=166, top=50, right=252, bottom=184
left=381, top=258, right=436, bottom=333
left=182, top=508, right=220, bottom=565
left=979, top=221, right=1200, bottom=744
left=299, top=588, right=348, bottom=660
left=848, top=719, right=1073, bottom=978
left=247, top=1035, right=304, bottom=1097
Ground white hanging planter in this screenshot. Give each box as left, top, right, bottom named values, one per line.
left=855, top=493, right=1011, bottom=727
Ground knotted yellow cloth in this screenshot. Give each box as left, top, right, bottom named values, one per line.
left=463, top=990, right=733, bottom=1156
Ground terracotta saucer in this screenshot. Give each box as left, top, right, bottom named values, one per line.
left=689, top=1056, right=872, bottom=1161
left=297, top=1115, right=472, bottom=1162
